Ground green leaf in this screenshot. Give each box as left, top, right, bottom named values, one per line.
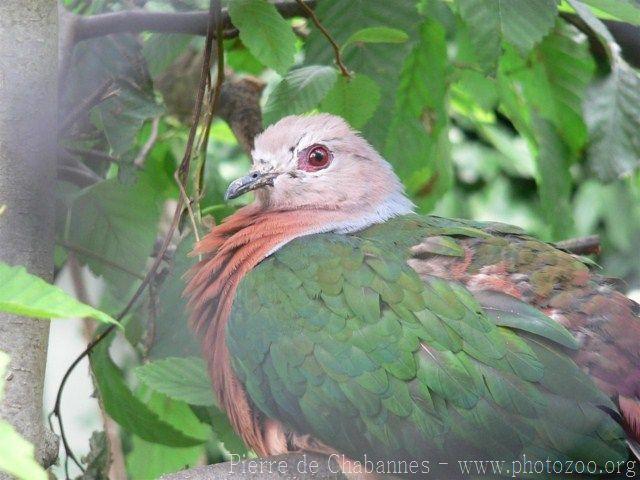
left=0, top=263, right=119, bottom=327
left=263, top=65, right=338, bottom=125
left=95, top=88, right=163, bottom=156
left=63, top=35, right=160, bottom=157
left=135, top=357, right=215, bottom=407
left=126, top=390, right=208, bottom=479
left=384, top=19, right=451, bottom=209
left=304, top=0, right=420, bottom=148
left=580, top=0, right=640, bottom=25
left=148, top=236, right=202, bottom=360
left=319, top=74, right=381, bottom=129
left=566, top=0, right=616, bottom=51
left=0, top=422, right=46, bottom=480
left=343, top=27, right=409, bottom=49
left=0, top=352, right=47, bottom=480
left=226, top=39, right=265, bottom=75
left=535, top=23, right=596, bottom=152
left=457, top=0, right=558, bottom=59
left=584, top=60, right=640, bottom=181
left=143, top=34, right=192, bottom=78
left=228, top=0, right=297, bottom=75
left=66, top=177, right=161, bottom=297
left=126, top=435, right=204, bottom=479
left=565, top=0, right=640, bottom=179
left=532, top=116, right=575, bottom=238
left=91, top=335, right=205, bottom=447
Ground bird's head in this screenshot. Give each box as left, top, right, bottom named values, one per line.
left=225, top=114, right=414, bottom=230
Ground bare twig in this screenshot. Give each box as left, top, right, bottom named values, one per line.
left=560, top=12, right=640, bottom=68
left=63, top=147, right=120, bottom=164
left=50, top=1, right=223, bottom=475
left=145, top=281, right=159, bottom=354
left=57, top=165, right=101, bottom=188
left=134, top=116, right=161, bottom=167
left=58, top=241, right=147, bottom=280
left=60, top=79, right=117, bottom=133
left=555, top=235, right=601, bottom=256
left=194, top=10, right=227, bottom=217
left=295, top=0, right=350, bottom=78
left=174, top=170, right=202, bottom=244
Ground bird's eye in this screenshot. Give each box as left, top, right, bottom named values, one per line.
left=299, top=144, right=332, bottom=172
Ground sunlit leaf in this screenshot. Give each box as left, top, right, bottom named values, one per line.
left=228, top=0, right=297, bottom=75
left=126, top=389, right=208, bottom=479
left=580, top=0, right=640, bottom=25
left=0, top=423, right=46, bottom=480
left=343, top=27, right=409, bottom=49
left=0, top=263, right=119, bottom=327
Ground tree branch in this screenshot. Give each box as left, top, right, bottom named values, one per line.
left=555, top=234, right=601, bottom=256
left=0, top=0, right=59, bottom=472
left=159, top=453, right=346, bottom=480
left=560, top=12, right=640, bottom=68
left=59, top=2, right=640, bottom=70
left=64, top=0, right=316, bottom=43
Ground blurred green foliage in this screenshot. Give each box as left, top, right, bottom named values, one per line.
left=50, top=0, right=640, bottom=477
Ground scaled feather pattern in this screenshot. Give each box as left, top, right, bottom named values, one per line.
left=185, top=114, right=639, bottom=476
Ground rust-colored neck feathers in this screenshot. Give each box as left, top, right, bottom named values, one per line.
left=184, top=205, right=345, bottom=454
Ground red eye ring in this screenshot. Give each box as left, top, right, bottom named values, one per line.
left=298, top=144, right=332, bottom=172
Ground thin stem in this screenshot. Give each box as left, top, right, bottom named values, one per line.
left=295, top=0, right=350, bottom=78
left=57, top=241, right=146, bottom=280
left=60, top=79, right=117, bottom=133
left=195, top=2, right=226, bottom=221
left=134, top=116, right=160, bottom=167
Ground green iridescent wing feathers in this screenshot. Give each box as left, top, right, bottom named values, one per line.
left=226, top=215, right=627, bottom=464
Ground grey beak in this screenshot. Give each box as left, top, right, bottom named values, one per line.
left=224, top=171, right=277, bottom=200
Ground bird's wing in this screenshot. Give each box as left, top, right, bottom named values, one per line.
left=227, top=224, right=628, bottom=465
left=400, top=214, right=640, bottom=449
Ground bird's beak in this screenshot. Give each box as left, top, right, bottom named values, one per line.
left=224, top=171, right=278, bottom=200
